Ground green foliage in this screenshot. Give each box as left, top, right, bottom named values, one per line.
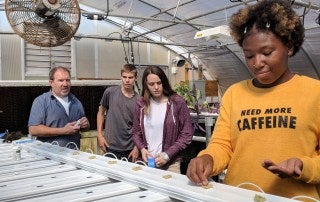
left=174, top=81, right=201, bottom=113
left=174, top=81, right=220, bottom=114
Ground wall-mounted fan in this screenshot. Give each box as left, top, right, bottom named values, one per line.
left=5, top=0, right=81, bottom=47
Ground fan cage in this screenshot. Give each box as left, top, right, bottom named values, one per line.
left=5, top=0, right=81, bottom=47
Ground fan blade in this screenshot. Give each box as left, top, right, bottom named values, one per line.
left=25, top=17, right=72, bottom=47
left=44, top=17, right=72, bottom=39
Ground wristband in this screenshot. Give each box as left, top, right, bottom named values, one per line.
left=161, top=152, right=170, bottom=161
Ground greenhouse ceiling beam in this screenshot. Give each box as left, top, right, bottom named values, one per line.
left=133, top=0, right=199, bottom=30
left=0, top=31, right=201, bottom=48
left=129, top=0, right=319, bottom=40
left=187, top=44, right=252, bottom=77
left=181, top=24, right=320, bottom=50
left=73, top=34, right=214, bottom=48
left=301, top=46, right=320, bottom=79
left=294, top=0, right=320, bottom=10
left=81, top=11, right=213, bottom=28
left=131, top=0, right=256, bottom=40
left=225, top=45, right=254, bottom=78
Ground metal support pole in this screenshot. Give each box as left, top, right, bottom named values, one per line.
left=205, top=116, right=215, bottom=145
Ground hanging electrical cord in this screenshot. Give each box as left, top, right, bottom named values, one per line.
left=107, top=32, right=129, bottom=63
left=129, top=39, right=134, bottom=64
left=120, top=24, right=141, bottom=93
left=128, top=34, right=142, bottom=94
left=122, top=36, right=130, bottom=64
left=135, top=38, right=141, bottom=94
left=106, top=0, right=109, bottom=18
left=302, top=6, right=307, bottom=26
left=119, top=0, right=136, bottom=64
left=136, top=39, right=141, bottom=67
left=300, top=2, right=312, bottom=26
left=122, top=0, right=135, bottom=31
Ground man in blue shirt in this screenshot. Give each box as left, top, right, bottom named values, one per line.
left=28, top=66, right=90, bottom=149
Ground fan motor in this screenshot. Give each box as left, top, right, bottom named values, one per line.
left=34, top=0, right=61, bottom=18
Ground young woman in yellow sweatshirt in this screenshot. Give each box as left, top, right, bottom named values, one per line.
left=187, top=0, right=320, bottom=200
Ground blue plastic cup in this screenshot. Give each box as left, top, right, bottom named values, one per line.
left=148, top=157, right=155, bottom=168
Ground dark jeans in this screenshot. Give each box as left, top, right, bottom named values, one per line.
left=105, top=148, right=132, bottom=161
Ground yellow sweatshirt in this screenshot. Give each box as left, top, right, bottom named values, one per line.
left=199, top=74, right=320, bottom=199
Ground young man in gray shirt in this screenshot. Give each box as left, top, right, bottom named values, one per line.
left=97, top=64, right=139, bottom=162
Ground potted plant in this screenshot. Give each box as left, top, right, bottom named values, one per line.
left=174, top=81, right=220, bottom=115
left=174, top=81, right=200, bottom=113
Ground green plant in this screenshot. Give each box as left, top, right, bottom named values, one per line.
left=174, top=81, right=201, bottom=113
left=174, top=81, right=220, bottom=135
left=174, top=81, right=220, bottom=114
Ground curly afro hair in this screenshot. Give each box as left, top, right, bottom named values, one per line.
left=229, top=0, right=304, bottom=56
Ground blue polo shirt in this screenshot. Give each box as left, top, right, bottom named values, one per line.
left=28, top=91, right=85, bottom=148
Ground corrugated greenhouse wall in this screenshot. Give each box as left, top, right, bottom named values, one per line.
left=1, top=34, right=21, bottom=80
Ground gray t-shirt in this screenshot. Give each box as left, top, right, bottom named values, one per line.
left=100, top=85, right=138, bottom=151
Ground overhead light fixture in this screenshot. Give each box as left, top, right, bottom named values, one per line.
left=85, top=14, right=106, bottom=20
left=194, top=25, right=230, bottom=40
